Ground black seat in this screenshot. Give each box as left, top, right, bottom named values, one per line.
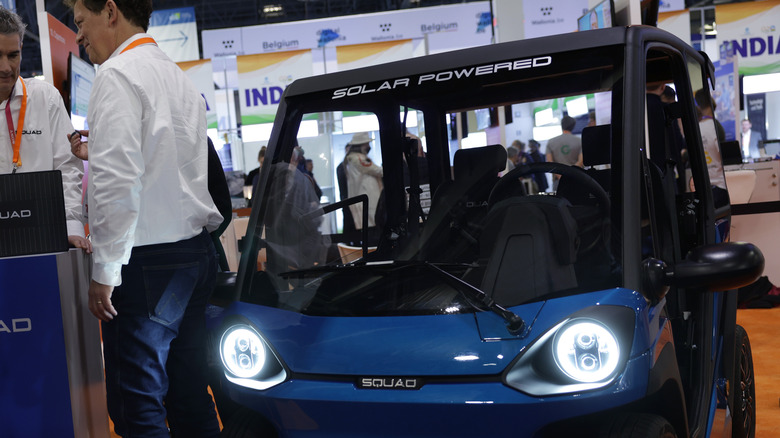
left=418, top=145, right=507, bottom=262
left=478, top=196, right=579, bottom=307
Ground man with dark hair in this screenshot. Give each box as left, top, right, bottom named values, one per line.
left=661, top=85, right=676, bottom=104
left=0, top=6, right=88, bottom=250
left=65, top=0, right=223, bottom=436
left=545, top=115, right=582, bottom=189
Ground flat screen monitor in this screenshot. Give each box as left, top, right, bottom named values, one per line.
left=641, top=0, right=660, bottom=27
left=68, top=53, right=96, bottom=131
left=578, top=0, right=615, bottom=31
left=761, top=139, right=780, bottom=158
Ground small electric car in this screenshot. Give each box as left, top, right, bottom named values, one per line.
left=208, top=25, right=764, bottom=437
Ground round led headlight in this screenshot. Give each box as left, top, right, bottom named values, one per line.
left=553, top=320, right=620, bottom=383
left=221, top=325, right=267, bottom=379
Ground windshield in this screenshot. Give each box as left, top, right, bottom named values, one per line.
left=242, top=44, right=626, bottom=316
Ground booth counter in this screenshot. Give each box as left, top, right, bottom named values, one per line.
left=726, top=160, right=780, bottom=285
left=0, top=249, right=109, bottom=438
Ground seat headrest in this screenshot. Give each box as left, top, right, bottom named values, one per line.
left=453, top=145, right=507, bottom=181
left=581, top=125, right=611, bottom=167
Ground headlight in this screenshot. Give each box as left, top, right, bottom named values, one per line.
left=553, top=321, right=620, bottom=383
left=504, top=306, right=634, bottom=396
left=221, top=327, right=267, bottom=378
left=219, top=324, right=287, bottom=390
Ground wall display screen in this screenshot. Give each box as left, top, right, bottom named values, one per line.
left=68, top=53, right=96, bottom=131
left=577, top=0, right=615, bottom=31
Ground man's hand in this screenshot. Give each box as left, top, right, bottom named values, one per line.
left=88, top=280, right=117, bottom=321
left=68, top=235, right=92, bottom=253
left=69, top=130, right=89, bottom=160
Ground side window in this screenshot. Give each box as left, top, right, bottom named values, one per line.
left=642, top=48, right=687, bottom=261
left=688, top=60, right=729, bottom=209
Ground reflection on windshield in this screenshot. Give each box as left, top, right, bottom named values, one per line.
left=247, top=46, right=625, bottom=316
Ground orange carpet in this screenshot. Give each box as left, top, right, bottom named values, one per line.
left=737, top=307, right=780, bottom=437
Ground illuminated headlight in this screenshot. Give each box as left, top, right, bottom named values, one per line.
left=504, top=306, right=634, bottom=396
left=553, top=321, right=620, bottom=383
left=219, top=324, right=287, bottom=390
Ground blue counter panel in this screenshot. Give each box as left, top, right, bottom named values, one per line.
left=0, top=254, right=75, bottom=438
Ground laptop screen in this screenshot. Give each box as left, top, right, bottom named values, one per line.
left=761, top=139, right=780, bottom=158
left=720, top=140, right=743, bottom=166
left=0, top=170, right=69, bottom=258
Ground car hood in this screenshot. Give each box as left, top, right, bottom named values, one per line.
left=223, top=302, right=544, bottom=376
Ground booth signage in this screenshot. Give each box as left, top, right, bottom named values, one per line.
left=716, top=0, right=780, bottom=75
left=202, top=2, right=492, bottom=59
left=0, top=255, right=75, bottom=437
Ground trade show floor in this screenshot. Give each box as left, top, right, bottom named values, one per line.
left=736, top=307, right=780, bottom=437
left=101, top=308, right=780, bottom=437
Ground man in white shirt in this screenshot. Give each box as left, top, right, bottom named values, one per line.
left=66, top=0, right=222, bottom=436
left=741, top=118, right=764, bottom=160
left=0, top=7, right=88, bottom=250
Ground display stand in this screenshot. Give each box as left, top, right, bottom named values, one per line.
left=0, top=249, right=109, bottom=438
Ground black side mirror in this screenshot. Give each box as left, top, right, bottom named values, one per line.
left=642, top=242, right=764, bottom=301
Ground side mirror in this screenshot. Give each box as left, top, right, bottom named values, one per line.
left=642, top=242, right=764, bottom=301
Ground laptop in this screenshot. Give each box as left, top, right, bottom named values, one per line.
left=761, top=139, right=780, bottom=158
left=720, top=140, right=743, bottom=166
left=0, top=170, right=69, bottom=258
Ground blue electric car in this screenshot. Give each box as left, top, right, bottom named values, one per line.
left=208, top=26, right=764, bottom=437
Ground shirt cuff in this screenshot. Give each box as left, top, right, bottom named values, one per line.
left=66, top=220, right=86, bottom=238
left=92, top=261, right=123, bottom=287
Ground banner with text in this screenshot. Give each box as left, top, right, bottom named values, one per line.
left=178, top=59, right=218, bottom=129
left=336, top=40, right=414, bottom=72
left=716, top=0, right=780, bottom=75
left=149, top=7, right=200, bottom=62
left=203, top=2, right=491, bottom=59
left=523, top=0, right=588, bottom=39
left=237, top=50, right=313, bottom=125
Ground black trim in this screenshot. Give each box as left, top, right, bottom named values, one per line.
left=731, top=201, right=780, bottom=216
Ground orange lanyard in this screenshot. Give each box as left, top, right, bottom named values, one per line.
left=120, top=37, right=157, bottom=54
left=5, top=77, right=27, bottom=173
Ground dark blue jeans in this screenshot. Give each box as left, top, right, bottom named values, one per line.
left=102, top=229, right=221, bottom=438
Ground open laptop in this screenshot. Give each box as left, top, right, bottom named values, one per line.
left=0, top=170, right=69, bottom=258
left=761, top=139, right=780, bottom=158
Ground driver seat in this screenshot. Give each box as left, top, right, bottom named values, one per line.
left=478, top=196, right=579, bottom=307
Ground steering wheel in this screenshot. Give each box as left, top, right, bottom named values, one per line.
left=488, top=162, right=611, bottom=253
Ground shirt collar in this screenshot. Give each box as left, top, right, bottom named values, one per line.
left=108, top=33, right=153, bottom=61
left=1, top=77, right=24, bottom=109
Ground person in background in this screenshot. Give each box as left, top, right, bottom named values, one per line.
left=0, top=7, right=89, bottom=252
left=294, top=147, right=321, bottom=199
left=741, top=118, right=764, bottom=160
left=587, top=110, right=596, bottom=127
left=244, top=145, right=266, bottom=186
left=546, top=115, right=583, bottom=189
left=344, top=132, right=383, bottom=229
left=526, top=139, right=548, bottom=192
left=510, top=139, right=529, bottom=164
left=505, top=144, right=519, bottom=173
left=661, top=85, right=677, bottom=104
left=65, top=0, right=223, bottom=436
left=695, top=88, right=725, bottom=143
left=694, top=89, right=729, bottom=207
left=304, top=158, right=323, bottom=199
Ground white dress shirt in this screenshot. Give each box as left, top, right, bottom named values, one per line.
left=87, top=34, right=223, bottom=286
left=742, top=130, right=751, bottom=159
left=0, top=77, right=85, bottom=237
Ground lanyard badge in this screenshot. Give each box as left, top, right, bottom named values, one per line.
left=5, top=77, right=27, bottom=174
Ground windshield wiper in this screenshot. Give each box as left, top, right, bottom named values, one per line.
left=421, top=262, right=525, bottom=336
